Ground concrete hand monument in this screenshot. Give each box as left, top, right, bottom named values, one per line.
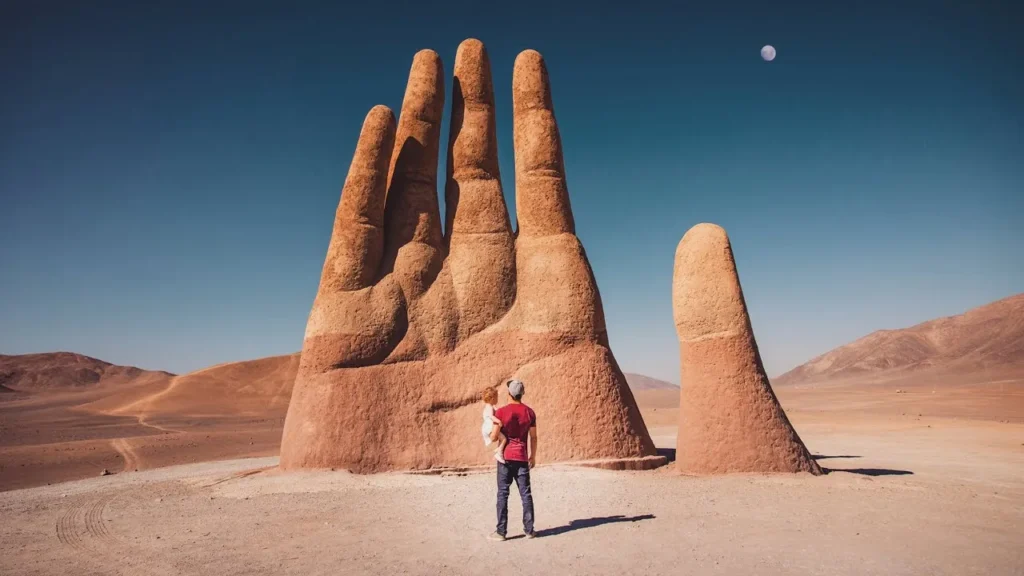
left=281, top=40, right=657, bottom=473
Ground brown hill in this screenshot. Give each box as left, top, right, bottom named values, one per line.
left=776, top=293, right=1024, bottom=385
left=0, top=352, right=300, bottom=491
left=0, top=352, right=173, bottom=391
left=105, top=353, right=300, bottom=419
left=624, top=373, right=678, bottom=391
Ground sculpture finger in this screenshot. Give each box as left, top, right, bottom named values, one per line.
left=672, top=223, right=750, bottom=340
left=499, top=50, right=603, bottom=341
left=445, top=39, right=512, bottom=238
left=672, top=223, right=821, bottom=475
left=299, top=107, right=403, bottom=374
left=512, top=50, right=574, bottom=237
left=384, top=49, right=445, bottom=257
left=318, top=105, right=395, bottom=294
left=444, top=38, right=515, bottom=338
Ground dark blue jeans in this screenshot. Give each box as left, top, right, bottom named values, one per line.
left=496, top=460, right=534, bottom=536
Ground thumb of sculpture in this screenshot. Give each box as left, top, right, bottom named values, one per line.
left=673, top=223, right=822, bottom=475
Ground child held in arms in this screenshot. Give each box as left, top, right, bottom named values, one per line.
left=481, top=388, right=507, bottom=463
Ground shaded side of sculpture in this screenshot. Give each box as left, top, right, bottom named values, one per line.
left=279, top=40, right=656, bottom=473
left=672, top=223, right=821, bottom=475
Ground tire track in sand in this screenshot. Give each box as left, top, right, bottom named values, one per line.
left=199, top=466, right=274, bottom=488
left=55, top=494, right=117, bottom=552
left=55, top=499, right=84, bottom=549
left=111, top=438, right=141, bottom=472
left=138, top=415, right=179, bottom=435
left=54, top=492, right=186, bottom=576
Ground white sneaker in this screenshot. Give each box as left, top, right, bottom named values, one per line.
left=493, top=451, right=506, bottom=464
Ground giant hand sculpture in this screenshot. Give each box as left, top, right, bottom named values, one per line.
left=280, top=40, right=657, bottom=473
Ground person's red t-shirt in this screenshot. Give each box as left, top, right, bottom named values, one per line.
left=495, top=402, right=536, bottom=462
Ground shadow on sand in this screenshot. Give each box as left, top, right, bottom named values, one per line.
left=656, top=451, right=911, bottom=476
left=823, top=467, right=914, bottom=476
left=811, top=455, right=913, bottom=476
left=534, top=514, right=656, bottom=538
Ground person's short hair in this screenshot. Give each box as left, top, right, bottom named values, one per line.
left=482, top=387, right=498, bottom=404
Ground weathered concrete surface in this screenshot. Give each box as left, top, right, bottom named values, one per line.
left=673, top=223, right=821, bottom=475
left=280, top=40, right=656, bottom=473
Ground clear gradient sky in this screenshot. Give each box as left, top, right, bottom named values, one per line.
left=2, top=1, right=1022, bottom=382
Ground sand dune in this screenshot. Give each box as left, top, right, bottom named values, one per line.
left=0, top=353, right=298, bottom=491
left=104, top=353, right=299, bottom=419
left=777, top=293, right=1024, bottom=385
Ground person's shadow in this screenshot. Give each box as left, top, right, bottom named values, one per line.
left=534, top=514, right=655, bottom=538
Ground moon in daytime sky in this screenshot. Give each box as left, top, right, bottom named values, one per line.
left=761, top=45, right=776, bottom=61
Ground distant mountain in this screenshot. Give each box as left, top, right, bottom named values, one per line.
left=0, top=352, right=173, bottom=391
left=624, top=373, right=678, bottom=391
left=776, top=293, right=1024, bottom=385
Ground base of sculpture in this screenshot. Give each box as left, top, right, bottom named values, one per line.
left=566, top=455, right=669, bottom=471
left=396, top=454, right=669, bottom=476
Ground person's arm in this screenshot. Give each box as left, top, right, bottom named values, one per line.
left=489, top=421, right=502, bottom=442
left=528, top=426, right=538, bottom=468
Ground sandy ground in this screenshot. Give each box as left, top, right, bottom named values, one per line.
left=0, top=389, right=283, bottom=491
left=2, top=372, right=1023, bottom=574
left=2, top=405, right=1023, bottom=576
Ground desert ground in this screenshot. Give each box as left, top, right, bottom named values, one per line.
left=0, top=353, right=297, bottom=492
left=2, top=364, right=1023, bottom=575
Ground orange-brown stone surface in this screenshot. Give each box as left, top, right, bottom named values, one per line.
left=280, top=40, right=656, bottom=473
left=673, top=223, right=821, bottom=475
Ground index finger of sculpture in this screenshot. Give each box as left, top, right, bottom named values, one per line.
left=384, top=49, right=446, bottom=254
left=512, top=50, right=575, bottom=238
left=317, top=106, right=396, bottom=294
left=502, top=49, right=603, bottom=339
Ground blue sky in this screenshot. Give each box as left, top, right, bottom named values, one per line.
left=1, top=1, right=1021, bottom=382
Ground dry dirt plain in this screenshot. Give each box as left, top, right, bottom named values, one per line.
left=2, top=372, right=1022, bottom=575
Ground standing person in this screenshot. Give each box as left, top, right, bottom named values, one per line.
left=488, top=379, right=537, bottom=541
